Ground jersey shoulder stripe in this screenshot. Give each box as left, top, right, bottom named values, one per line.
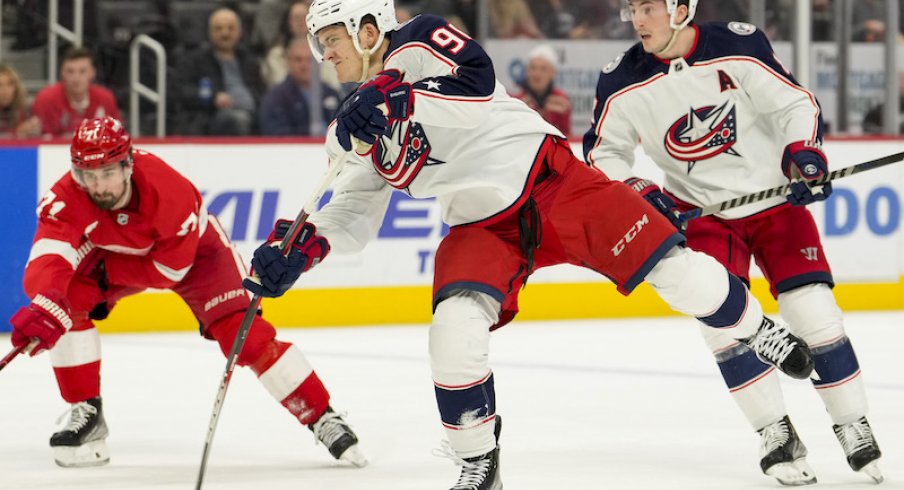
left=385, top=14, right=495, bottom=98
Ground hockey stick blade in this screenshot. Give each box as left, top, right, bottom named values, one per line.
left=194, top=150, right=352, bottom=490
left=681, top=150, right=904, bottom=221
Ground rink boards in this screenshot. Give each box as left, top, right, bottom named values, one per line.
left=1, top=139, right=902, bottom=333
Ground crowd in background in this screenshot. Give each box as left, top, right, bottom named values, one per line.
left=1, top=0, right=902, bottom=140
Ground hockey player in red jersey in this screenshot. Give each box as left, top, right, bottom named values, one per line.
left=245, top=0, right=815, bottom=488
left=9, top=117, right=365, bottom=469
left=585, top=0, right=882, bottom=485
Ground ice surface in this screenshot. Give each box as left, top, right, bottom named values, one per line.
left=2, top=312, right=902, bottom=489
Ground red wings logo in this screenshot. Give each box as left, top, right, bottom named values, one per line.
left=663, top=101, right=741, bottom=172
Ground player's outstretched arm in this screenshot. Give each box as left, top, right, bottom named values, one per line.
left=243, top=220, right=330, bottom=298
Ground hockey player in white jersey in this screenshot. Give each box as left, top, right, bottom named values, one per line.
left=244, top=0, right=816, bottom=488
left=585, top=0, right=882, bottom=485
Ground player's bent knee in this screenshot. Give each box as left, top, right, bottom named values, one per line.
left=207, top=311, right=278, bottom=367
left=647, top=246, right=729, bottom=316
left=778, top=283, right=845, bottom=345
left=430, top=290, right=499, bottom=385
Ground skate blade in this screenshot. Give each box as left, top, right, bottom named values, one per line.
left=339, top=444, right=368, bottom=468
left=53, top=439, right=110, bottom=468
left=859, top=461, right=884, bottom=484
left=766, top=459, right=817, bottom=486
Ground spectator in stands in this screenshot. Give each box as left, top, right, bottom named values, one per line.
left=31, top=47, right=121, bottom=139
left=172, top=8, right=266, bottom=136
left=417, top=0, right=479, bottom=35
left=863, top=72, right=904, bottom=134
left=261, top=0, right=310, bottom=87
left=251, top=0, right=291, bottom=53
left=489, top=0, right=542, bottom=38
left=854, top=0, right=885, bottom=42
left=0, top=64, right=41, bottom=139
left=261, top=0, right=344, bottom=94
left=396, top=5, right=415, bottom=23
left=511, top=44, right=572, bottom=137
left=259, top=38, right=341, bottom=136
left=532, top=0, right=609, bottom=39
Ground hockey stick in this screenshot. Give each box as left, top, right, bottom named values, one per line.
left=681, top=150, right=904, bottom=221
left=194, top=150, right=352, bottom=490
left=0, top=340, right=38, bottom=373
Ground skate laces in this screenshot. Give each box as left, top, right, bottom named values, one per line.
left=835, top=419, right=875, bottom=455
left=759, top=419, right=791, bottom=456
left=311, top=409, right=352, bottom=448
left=55, top=402, right=97, bottom=432
left=433, top=440, right=492, bottom=489
left=748, top=318, right=797, bottom=365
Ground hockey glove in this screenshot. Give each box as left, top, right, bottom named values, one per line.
left=360, top=70, right=414, bottom=122
left=782, top=141, right=832, bottom=206
left=625, top=177, right=687, bottom=233
left=243, top=220, right=330, bottom=298
left=10, top=292, right=73, bottom=356
left=334, top=70, right=413, bottom=153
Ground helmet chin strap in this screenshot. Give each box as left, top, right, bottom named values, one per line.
left=656, top=28, right=681, bottom=56
left=358, top=48, right=372, bottom=83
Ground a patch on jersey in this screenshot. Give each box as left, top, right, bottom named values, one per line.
left=728, top=22, right=757, bottom=36
left=373, top=121, right=443, bottom=189
left=116, top=213, right=129, bottom=225
left=602, top=53, right=625, bottom=74
left=664, top=101, right=741, bottom=173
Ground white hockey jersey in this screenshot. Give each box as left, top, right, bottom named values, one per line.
left=583, top=22, right=824, bottom=219
left=310, top=15, right=560, bottom=254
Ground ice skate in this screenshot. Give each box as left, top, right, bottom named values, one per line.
left=742, top=317, right=814, bottom=379
left=49, top=397, right=109, bottom=468
left=436, top=416, right=503, bottom=490
left=758, top=416, right=816, bottom=486
left=834, top=416, right=883, bottom=483
left=308, top=406, right=367, bottom=467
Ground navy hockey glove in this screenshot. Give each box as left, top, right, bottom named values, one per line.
left=334, top=70, right=413, bottom=153
left=782, top=141, right=832, bottom=206
left=242, top=220, right=330, bottom=298
left=360, top=70, right=414, bottom=122
left=625, top=177, right=687, bottom=233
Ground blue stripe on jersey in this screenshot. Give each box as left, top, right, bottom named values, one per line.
left=387, top=15, right=495, bottom=98
left=716, top=347, right=772, bottom=390
left=582, top=44, right=661, bottom=163
left=775, top=271, right=835, bottom=295
left=435, top=372, right=496, bottom=428
left=433, top=282, right=506, bottom=313
left=811, top=336, right=860, bottom=387
left=697, top=272, right=748, bottom=328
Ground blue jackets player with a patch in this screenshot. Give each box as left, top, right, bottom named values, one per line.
left=583, top=21, right=823, bottom=219
left=312, top=14, right=560, bottom=252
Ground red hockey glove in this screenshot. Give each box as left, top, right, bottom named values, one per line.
left=242, top=220, right=330, bottom=298
left=625, top=177, right=687, bottom=233
left=10, top=292, right=73, bottom=356
left=782, top=140, right=832, bottom=206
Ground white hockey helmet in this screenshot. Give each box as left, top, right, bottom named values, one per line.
left=621, top=0, right=698, bottom=30
left=306, top=0, right=399, bottom=62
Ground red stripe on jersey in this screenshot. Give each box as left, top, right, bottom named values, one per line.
left=385, top=42, right=457, bottom=71
left=694, top=56, right=821, bottom=141
left=590, top=73, right=667, bottom=167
